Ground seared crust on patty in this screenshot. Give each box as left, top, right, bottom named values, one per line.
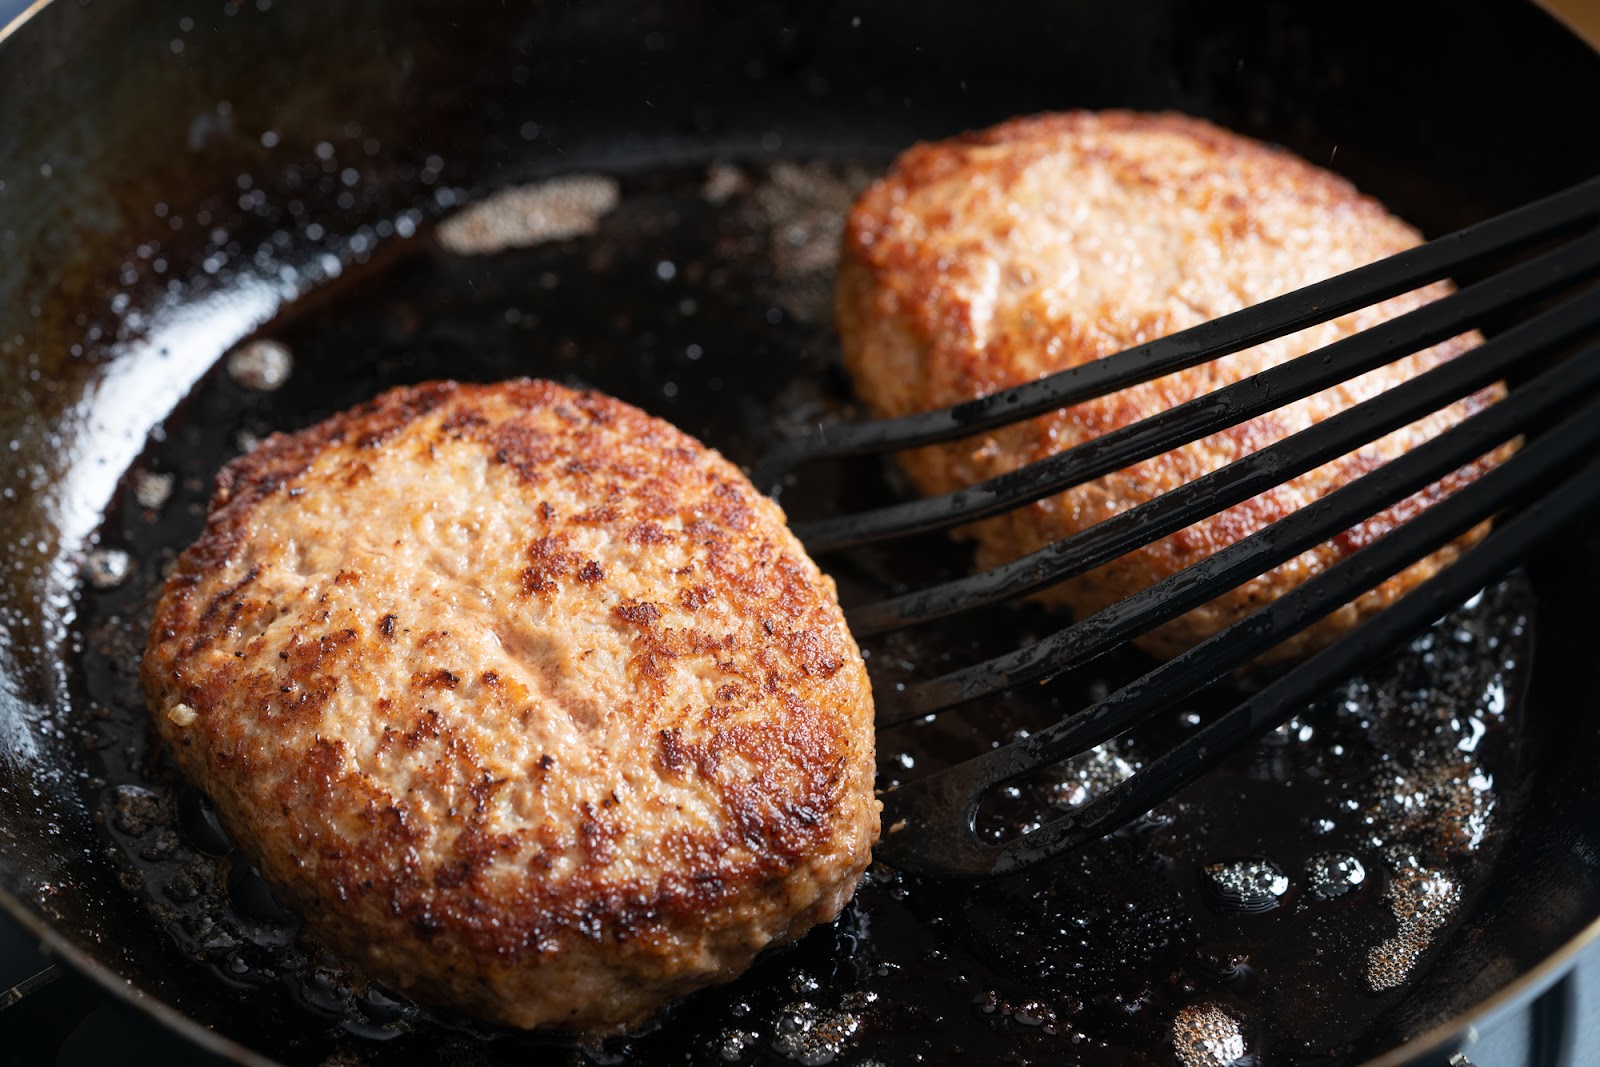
left=838, top=110, right=1509, bottom=660
left=141, top=379, right=878, bottom=1030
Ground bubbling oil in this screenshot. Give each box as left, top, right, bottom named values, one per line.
left=71, top=161, right=1533, bottom=1065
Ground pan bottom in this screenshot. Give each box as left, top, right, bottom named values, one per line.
left=70, top=158, right=1533, bottom=1066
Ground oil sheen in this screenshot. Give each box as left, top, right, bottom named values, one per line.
left=73, top=161, right=1531, bottom=1066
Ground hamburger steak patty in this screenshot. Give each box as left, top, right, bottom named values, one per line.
left=141, top=379, right=879, bottom=1031
left=837, top=111, right=1511, bottom=660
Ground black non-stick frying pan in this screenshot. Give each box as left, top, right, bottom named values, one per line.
left=4, top=1, right=1600, bottom=1064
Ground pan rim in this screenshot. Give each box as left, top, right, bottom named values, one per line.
left=0, top=0, right=53, bottom=47
left=9, top=857, right=1600, bottom=1065
left=3, top=0, right=1599, bottom=1061
left=0, top=884, right=273, bottom=1066
left=1361, top=909, right=1600, bottom=1066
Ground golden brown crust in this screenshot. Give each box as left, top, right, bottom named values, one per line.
left=141, top=379, right=879, bottom=1030
left=838, top=110, right=1511, bottom=659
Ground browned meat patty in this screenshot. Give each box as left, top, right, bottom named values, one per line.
left=837, top=110, right=1509, bottom=660
left=141, top=379, right=879, bottom=1031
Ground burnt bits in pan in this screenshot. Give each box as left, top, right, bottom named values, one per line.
left=73, top=160, right=1532, bottom=1065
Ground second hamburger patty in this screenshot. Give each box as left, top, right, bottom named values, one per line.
left=837, top=110, right=1509, bottom=660
left=141, top=379, right=879, bottom=1031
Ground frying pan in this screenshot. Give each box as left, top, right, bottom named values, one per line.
left=4, top=1, right=1600, bottom=1063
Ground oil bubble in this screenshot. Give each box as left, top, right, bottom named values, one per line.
left=1172, top=1003, right=1246, bottom=1067
left=1306, top=852, right=1366, bottom=901
left=1202, top=857, right=1289, bottom=914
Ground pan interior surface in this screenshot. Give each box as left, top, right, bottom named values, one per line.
left=3, top=2, right=1600, bottom=1065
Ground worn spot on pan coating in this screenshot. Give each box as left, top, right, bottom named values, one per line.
left=83, top=547, right=132, bottom=589
left=702, top=163, right=749, bottom=205
left=134, top=470, right=174, bottom=511
left=225, top=339, right=292, bottom=391
left=436, top=175, right=620, bottom=255
left=748, top=162, right=875, bottom=324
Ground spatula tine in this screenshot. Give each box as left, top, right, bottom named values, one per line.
left=874, top=381, right=1600, bottom=878
left=880, top=341, right=1600, bottom=723
left=796, top=228, right=1600, bottom=552
left=849, top=277, right=1600, bottom=637
left=756, top=175, right=1600, bottom=491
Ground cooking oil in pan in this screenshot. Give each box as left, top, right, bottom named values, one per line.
left=70, top=160, right=1532, bottom=1065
